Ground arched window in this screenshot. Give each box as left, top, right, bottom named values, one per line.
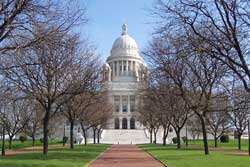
left=114, top=118, right=119, bottom=129
left=122, top=118, right=127, bottom=129
left=130, top=118, right=135, bottom=129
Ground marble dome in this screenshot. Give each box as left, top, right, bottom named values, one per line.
left=110, top=24, right=140, bottom=58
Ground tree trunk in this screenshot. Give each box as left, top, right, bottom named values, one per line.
left=150, top=129, right=153, bottom=144
left=93, top=128, right=96, bottom=144
left=97, top=129, right=101, bottom=144
left=80, top=122, right=88, bottom=146
left=32, top=135, right=35, bottom=147
left=185, top=126, right=188, bottom=147
left=8, top=136, right=13, bottom=149
left=176, top=130, right=181, bottom=149
left=1, top=125, right=5, bottom=156
left=83, top=129, right=87, bottom=146
left=200, top=116, right=209, bottom=155
left=214, top=136, right=218, bottom=148
left=154, top=129, right=157, bottom=144
left=162, top=124, right=170, bottom=146
left=70, top=120, right=74, bottom=149
left=238, top=133, right=242, bottom=150
left=63, top=124, right=65, bottom=147
left=163, top=127, right=166, bottom=146
left=43, top=111, right=50, bottom=156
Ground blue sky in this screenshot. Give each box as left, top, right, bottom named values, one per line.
left=81, top=0, right=155, bottom=61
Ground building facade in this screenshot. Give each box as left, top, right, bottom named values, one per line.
left=102, top=24, right=148, bottom=131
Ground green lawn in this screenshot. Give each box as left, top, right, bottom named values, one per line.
left=139, top=144, right=250, bottom=167
left=189, top=139, right=249, bottom=150
left=0, top=139, right=63, bottom=150
left=0, top=144, right=110, bottom=167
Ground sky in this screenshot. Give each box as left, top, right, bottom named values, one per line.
left=81, top=0, right=155, bottom=61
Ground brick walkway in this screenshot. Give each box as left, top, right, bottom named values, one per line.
left=86, top=144, right=165, bottom=167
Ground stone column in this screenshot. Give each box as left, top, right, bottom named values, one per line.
left=128, top=95, right=130, bottom=113
left=121, top=60, right=124, bottom=75
left=116, top=61, right=119, bottom=76
left=131, top=61, right=134, bottom=76
left=127, top=117, right=130, bottom=129
left=119, top=118, right=122, bottom=129
left=111, top=62, right=114, bottom=80
left=119, top=95, right=122, bottom=112
left=126, top=60, right=129, bottom=76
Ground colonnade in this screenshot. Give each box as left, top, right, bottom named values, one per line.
left=109, top=60, right=139, bottom=77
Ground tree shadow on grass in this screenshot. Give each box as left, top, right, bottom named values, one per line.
left=2, top=144, right=110, bottom=161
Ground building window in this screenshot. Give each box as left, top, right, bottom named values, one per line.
left=130, top=105, right=135, bottom=112
left=130, top=118, right=135, bottom=129
left=114, top=96, right=120, bottom=112
left=122, top=118, right=127, bottom=129
left=115, top=105, right=120, bottom=112
left=130, top=95, right=135, bottom=103
left=114, top=96, right=120, bottom=102
left=130, top=95, right=135, bottom=112
left=115, top=118, right=119, bottom=129
left=122, top=105, right=127, bottom=112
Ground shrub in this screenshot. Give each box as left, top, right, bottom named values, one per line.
left=19, top=135, right=27, bottom=143
left=40, top=138, right=44, bottom=143
left=172, top=137, right=178, bottom=144
left=220, top=134, right=229, bottom=143
left=63, top=136, right=68, bottom=144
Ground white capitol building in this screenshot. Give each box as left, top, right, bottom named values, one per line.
left=99, top=24, right=172, bottom=144
left=60, top=24, right=222, bottom=144
left=102, top=24, right=148, bottom=131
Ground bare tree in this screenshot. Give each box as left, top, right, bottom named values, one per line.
left=77, top=92, right=97, bottom=146
left=24, top=102, right=43, bottom=147
left=0, top=29, right=98, bottom=155
left=186, top=115, right=202, bottom=140
left=165, top=91, right=189, bottom=149
left=157, top=94, right=171, bottom=146
left=88, top=92, right=112, bottom=144
left=229, top=86, right=250, bottom=150
left=2, top=94, right=31, bottom=149
left=63, top=86, right=99, bottom=149
left=138, top=88, right=161, bottom=144
left=63, top=97, right=82, bottom=149
left=153, top=0, right=250, bottom=94
left=0, top=0, right=85, bottom=56
left=206, top=95, right=231, bottom=147
left=144, top=32, right=227, bottom=154
left=0, top=81, right=10, bottom=156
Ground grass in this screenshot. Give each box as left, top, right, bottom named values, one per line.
left=139, top=144, right=250, bottom=167
left=0, top=139, right=63, bottom=150
left=189, top=139, right=249, bottom=150
left=0, top=144, right=110, bottom=167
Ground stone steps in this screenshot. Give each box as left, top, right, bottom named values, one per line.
left=100, top=129, right=150, bottom=144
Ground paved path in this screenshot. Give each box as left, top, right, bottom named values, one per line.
left=86, top=144, right=166, bottom=167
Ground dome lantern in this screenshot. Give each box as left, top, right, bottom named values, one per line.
left=121, top=23, right=128, bottom=35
